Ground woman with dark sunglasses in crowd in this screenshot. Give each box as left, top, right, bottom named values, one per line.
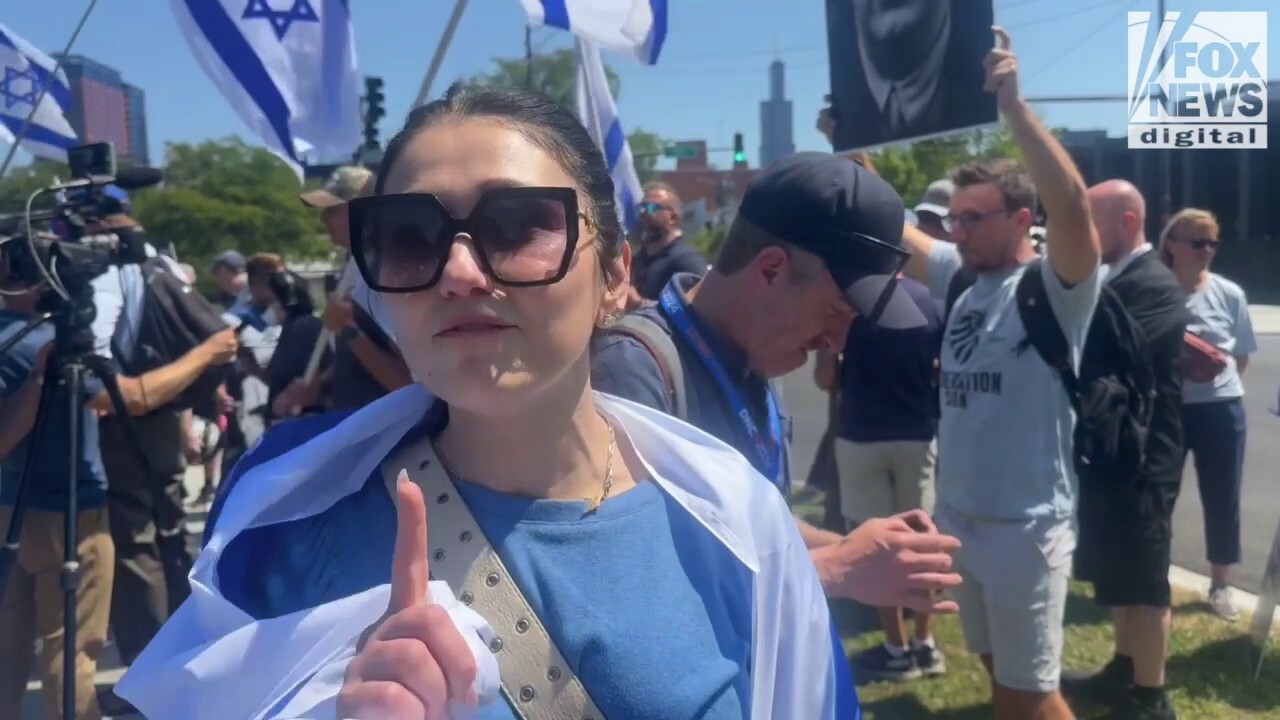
left=117, top=84, right=849, bottom=720
left=1159, top=208, right=1257, bottom=621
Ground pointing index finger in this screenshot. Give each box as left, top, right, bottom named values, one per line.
left=993, top=25, right=1011, bottom=51
left=389, top=469, right=432, bottom=612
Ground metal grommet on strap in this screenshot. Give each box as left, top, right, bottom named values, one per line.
left=460, top=591, right=473, bottom=605
left=547, top=666, right=561, bottom=682
left=515, top=618, right=529, bottom=634
left=519, top=686, right=535, bottom=702
left=460, top=530, right=472, bottom=543
left=489, top=637, right=503, bottom=653
left=433, top=549, right=445, bottom=561
left=436, top=492, right=449, bottom=504
left=485, top=573, right=499, bottom=587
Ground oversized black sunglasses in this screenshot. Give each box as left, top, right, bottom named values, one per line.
left=348, top=187, right=583, bottom=293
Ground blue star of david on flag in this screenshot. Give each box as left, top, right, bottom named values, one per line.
left=242, top=0, right=319, bottom=41
left=0, top=21, right=77, bottom=160
left=1, top=64, right=40, bottom=109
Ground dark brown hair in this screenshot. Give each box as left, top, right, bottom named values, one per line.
left=245, top=253, right=284, bottom=283
left=951, top=159, right=1037, bottom=212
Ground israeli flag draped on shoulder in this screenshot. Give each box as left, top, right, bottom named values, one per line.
left=115, top=384, right=846, bottom=719
left=170, top=0, right=362, bottom=179
left=520, top=0, right=668, bottom=64
left=574, top=39, right=644, bottom=231
left=0, top=23, right=77, bottom=160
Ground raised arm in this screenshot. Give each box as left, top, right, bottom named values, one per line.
left=987, top=26, right=1099, bottom=285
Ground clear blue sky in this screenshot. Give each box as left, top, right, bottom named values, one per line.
left=5, top=0, right=1278, bottom=171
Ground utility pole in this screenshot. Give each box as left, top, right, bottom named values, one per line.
left=1156, top=0, right=1172, bottom=228
left=525, top=26, right=534, bottom=88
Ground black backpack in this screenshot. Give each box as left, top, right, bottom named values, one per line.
left=114, top=259, right=232, bottom=415
left=946, top=260, right=1156, bottom=484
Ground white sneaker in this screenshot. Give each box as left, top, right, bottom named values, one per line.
left=1209, top=586, right=1240, bottom=621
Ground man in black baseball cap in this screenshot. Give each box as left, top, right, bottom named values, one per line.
left=591, top=151, right=959, bottom=618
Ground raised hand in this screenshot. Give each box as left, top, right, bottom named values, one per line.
left=337, top=471, right=479, bottom=720
left=813, top=509, right=963, bottom=613
left=984, top=26, right=1021, bottom=114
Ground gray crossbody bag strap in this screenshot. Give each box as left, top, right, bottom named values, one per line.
left=382, top=438, right=605, bottom=720
left=607, top=313, right=689, bottom=420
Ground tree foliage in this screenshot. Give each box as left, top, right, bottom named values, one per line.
left=468, top=50, right=664, bottom=184
left=132, top=138, right=330, bottom=265
left=0, top=138, right=331, bottom=271
left=869, top=126, right=1025, bottom=206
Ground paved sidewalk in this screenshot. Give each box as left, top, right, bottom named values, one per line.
left=1251, top=304, right=1280, bottom=334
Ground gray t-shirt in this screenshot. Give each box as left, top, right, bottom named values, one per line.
left=925, top=241, right=1102, bottom=522
left=1183, top=273, right=1256, bottom=404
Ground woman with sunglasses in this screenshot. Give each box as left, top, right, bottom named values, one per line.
left=117, top=84, right=847, bottom=720
left=1159, top=208, right=1257, bottom=621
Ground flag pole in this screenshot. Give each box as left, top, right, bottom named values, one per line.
left=0, top=0, right=98, bottom=179
left=413, top=0, right=470, bottom=107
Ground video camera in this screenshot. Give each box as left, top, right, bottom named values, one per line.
left=0, top=142, right=162, bottom=297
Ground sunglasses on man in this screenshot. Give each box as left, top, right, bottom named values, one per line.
left=637, top=201, right=672, bottom=215
left=348, top=187, right=587, bottom=293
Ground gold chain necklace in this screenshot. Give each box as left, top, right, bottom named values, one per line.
left=585, top=417, right=617, bottom=512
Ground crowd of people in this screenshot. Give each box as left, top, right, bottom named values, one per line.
left=0, top=24, right=1264, bottom=720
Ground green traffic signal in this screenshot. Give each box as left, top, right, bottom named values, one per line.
left=733, top=151, right=746, bottom=163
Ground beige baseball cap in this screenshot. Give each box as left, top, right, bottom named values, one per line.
left=300, top=166, right=375, bottom=208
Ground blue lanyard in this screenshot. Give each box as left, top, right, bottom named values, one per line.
left=659, top=282, right=786, bottom=489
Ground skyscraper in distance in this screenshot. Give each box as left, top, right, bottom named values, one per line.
left=53, top=54, right=150, bottom=166
left=759, top=59, right=794, bottom=169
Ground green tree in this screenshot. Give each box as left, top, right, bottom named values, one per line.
left=870, top=126, right=1030, bottom=205
left=626, top=128, right=664, bottom=185
left=0, top=159, right=75, bottom=214
left=133, top=138, right=329, bottom=267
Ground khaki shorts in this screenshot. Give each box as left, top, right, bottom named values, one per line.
left=835, top=438, right=936, bottom=523
left=935, top=504, right=1075, bottom=693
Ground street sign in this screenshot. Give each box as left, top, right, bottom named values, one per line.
left=663, top=144, right=699, bottom=160
left=1251, top=514, right=1280, bottom=679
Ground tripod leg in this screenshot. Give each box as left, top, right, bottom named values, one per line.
left=0, top=357, right=59, bottom=595
left=60, top=362, right=82, bottom=720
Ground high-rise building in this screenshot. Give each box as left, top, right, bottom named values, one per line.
left=54, top=54, right=150, bottom=165
left=759, top=59, right=794, bottom=169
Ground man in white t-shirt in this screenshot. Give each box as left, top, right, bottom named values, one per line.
left=898, top=28, right=1101, bottom=719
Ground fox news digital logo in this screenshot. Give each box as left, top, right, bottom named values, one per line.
left=1127, top=11, right=1267, bottom=149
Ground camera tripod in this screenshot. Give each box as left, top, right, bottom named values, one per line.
left=0, top=285, right=151, bottom=720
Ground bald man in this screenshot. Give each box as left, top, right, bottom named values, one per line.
left=1061, top=180, right=1188, bottom=720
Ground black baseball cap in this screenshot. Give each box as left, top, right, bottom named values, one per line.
left=736, top=152, right=927, bottom=329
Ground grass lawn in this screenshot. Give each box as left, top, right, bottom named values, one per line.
left=791, top=493, right=1280, bottom=718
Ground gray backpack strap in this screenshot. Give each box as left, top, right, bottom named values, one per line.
left=607, top=314, right=688, bottom=420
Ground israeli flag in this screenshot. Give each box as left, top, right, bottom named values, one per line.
left=520, top=0, right=668, bottom=64
left=170, top=0, right=362, bottom=178
left=0, top=23, right=77, bottom=161
left=574, top=39, right=644, bottom=231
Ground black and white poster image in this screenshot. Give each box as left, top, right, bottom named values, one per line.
left=825, top=0, right=998, bottom=151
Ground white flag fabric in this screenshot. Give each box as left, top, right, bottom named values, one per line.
left=170, top=0, right=362, bottom=178
left=520, top=0, right=668, bottom=64
left=114, top=384, right=848, bottom=719
left=574, top=39, right=644, bottom=230
left=0, top=23, right=77, bottom=161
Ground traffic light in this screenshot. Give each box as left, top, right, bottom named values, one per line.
left=732, top=132, right=746, bottom=165
left=363, top=76, right=386, bottom=149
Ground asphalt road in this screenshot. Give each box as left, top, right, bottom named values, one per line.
left=778, top=335, right=1280, bottom=596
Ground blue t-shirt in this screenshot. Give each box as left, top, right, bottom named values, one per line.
left=0, top=311, right=108, bottom=511
left=209, top=412, right=752, bottom=719
left=837, top=277, right=942, bottom=443
left=1182, top=273, right=1256, bottom=404
left=590, top=274, right=794, bottom=492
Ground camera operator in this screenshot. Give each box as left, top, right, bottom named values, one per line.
left=0, top=280, right=111, bottom=720
left=88, top=214, right=239, bottom=677
left=236, top=253, right=331, bottom=422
